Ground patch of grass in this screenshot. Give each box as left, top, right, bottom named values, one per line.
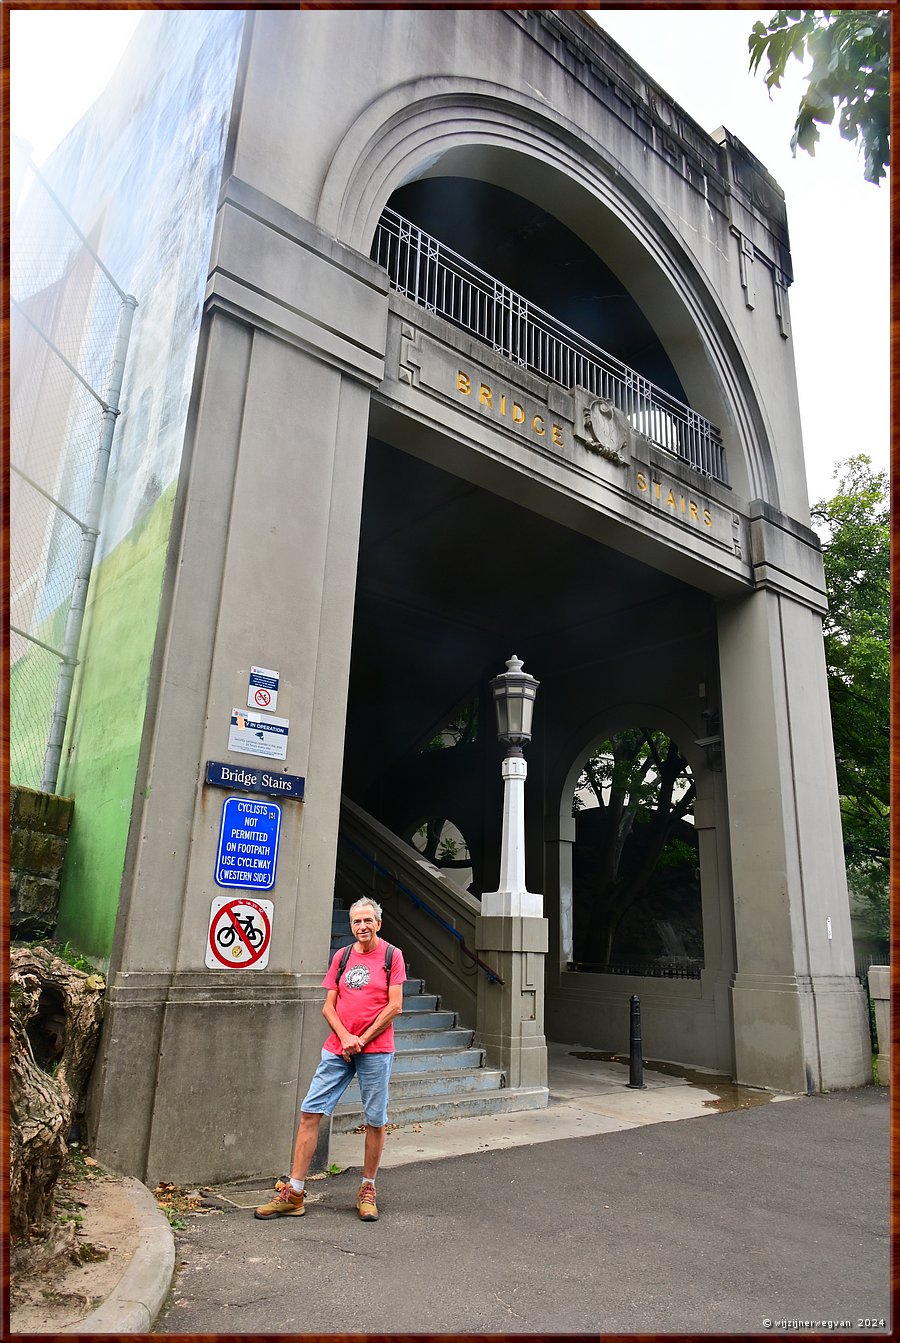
left=19, top=938, right=101, bottom=975
left=65, top=1148, right=107, bottom=1183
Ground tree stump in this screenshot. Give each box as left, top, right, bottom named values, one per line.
left=9, top=945, right=106, bottom=1261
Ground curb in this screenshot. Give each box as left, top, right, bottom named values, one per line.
left=63, top=1178, right=175, bottom=1334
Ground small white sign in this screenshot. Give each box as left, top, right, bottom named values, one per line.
left=248, top=665, right=279, bottom=713
left=228, top=708, right=289, bottom=760
left=206, top=896, right=273, bottom=969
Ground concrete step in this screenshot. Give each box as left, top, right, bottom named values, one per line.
left=341, top=1066, right=505, bottom=1102
left=331, top=1085, right=549, bottom=1133
left=390, top=1046, right=486, bottom=1073
left=401, top=994, right=439, bottom=1012
left=394, top=1027, right=473, bottom=1052
left=396, top=1009, right=456, bottom=1031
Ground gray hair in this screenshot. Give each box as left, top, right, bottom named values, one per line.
left=349, top=897, right=382, bottom=921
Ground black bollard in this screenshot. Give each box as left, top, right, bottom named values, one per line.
left=627, top=993, right=647, bottom=1089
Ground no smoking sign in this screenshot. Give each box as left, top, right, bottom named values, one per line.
left=206, top=897, right=274, bottom=969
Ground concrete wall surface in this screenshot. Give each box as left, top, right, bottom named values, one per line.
left=88, top=169, right=390, bottom=1180
left=27, top=11, right=245, bottom=964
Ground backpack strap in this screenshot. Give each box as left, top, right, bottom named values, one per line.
left=335, top=940, right=394, bottom=987
left=334, top=943, right=352, bottom=987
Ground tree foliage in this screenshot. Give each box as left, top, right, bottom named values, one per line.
left=748, top=10, right=890, bottom=183
left=573, top=728, right=698, bottom=963
left=811, top=455, right=889, bottom=942
left=412, top=817, right=471, bottom=870
left=421, top=695, right=479, bottom=752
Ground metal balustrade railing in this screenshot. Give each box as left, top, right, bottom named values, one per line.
left=569, top=961, right=702, bottom=980
left=372, top=208, right=728, bottom=485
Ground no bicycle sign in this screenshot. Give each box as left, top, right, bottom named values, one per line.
left=206, top=897, right=273, bottom=969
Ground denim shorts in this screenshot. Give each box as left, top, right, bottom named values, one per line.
left=301, top=1048, right=394, bottom=1127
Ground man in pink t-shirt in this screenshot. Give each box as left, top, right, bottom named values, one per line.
left=255, top=897, right=406, bottom=1223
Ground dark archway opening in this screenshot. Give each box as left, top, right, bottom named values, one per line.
left=341, top=438, right=718, bottom=913
left=569, top=729, right=704, bottom=977
left=386, top=176, right=688, bottom=401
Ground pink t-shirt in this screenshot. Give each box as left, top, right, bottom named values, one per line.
left=321, top=940, right=406, bottom=1054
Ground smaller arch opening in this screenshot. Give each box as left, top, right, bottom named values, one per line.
left=569, top=726, right=703, bottom=978
left=408, top=817, right=474, bottom=894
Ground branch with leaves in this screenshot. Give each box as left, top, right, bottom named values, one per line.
left=748, top=10, right=890, bottom=184
left=811, top=455, right=889, bottom=950
left=573, top=729, right=698, bottom=963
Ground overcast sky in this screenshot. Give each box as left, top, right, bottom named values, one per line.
left=10, top=6, right=889, bottom=506
left=592, top=7, right=889, bottom=507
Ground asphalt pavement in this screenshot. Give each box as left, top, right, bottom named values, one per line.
left=154, top=1084, right=890, bottom=1336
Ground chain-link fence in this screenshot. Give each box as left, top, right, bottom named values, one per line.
left=10, top=144, right=136, bottom=793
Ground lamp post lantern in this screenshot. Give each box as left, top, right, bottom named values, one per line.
left=482, top=655, right=542, bottom=918
left=490, top=654, right=539, bottom=756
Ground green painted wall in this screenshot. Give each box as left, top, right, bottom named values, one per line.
left=54, top=482, right=177, bottom=963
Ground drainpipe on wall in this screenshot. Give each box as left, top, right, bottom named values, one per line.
left=41, top=291, right=138, bottom=795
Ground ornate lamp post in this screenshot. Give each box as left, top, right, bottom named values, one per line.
left=475, top=654, right=548, bottom=1095
left=482, top=655, right=542, bottom=918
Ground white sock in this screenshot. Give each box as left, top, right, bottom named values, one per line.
left=290, top=1178, right=305, bottom=1193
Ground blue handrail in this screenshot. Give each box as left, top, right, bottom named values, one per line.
left=338, top=834, right=504, bottom=984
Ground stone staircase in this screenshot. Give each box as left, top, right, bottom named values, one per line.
left=328, top=906, right=547, bottom=1133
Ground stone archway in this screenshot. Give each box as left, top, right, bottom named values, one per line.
left=568, top=724, right=703, bottom=973
left=317, top=84, right=782, bottom=504
left=544, top=704, right=735, bottom=1074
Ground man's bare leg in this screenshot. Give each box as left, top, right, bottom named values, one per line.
left=362, top=1123, right=386, bottom=1181
left=290, top=1111, right=324, bottom=1181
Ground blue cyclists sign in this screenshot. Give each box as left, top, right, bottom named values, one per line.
left=215, top=796, right=281, bottom=891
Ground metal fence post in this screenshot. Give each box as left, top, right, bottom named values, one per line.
left=627, top=993, right=647, bottom=1089
left=11, top=149, right=137, bottom=794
